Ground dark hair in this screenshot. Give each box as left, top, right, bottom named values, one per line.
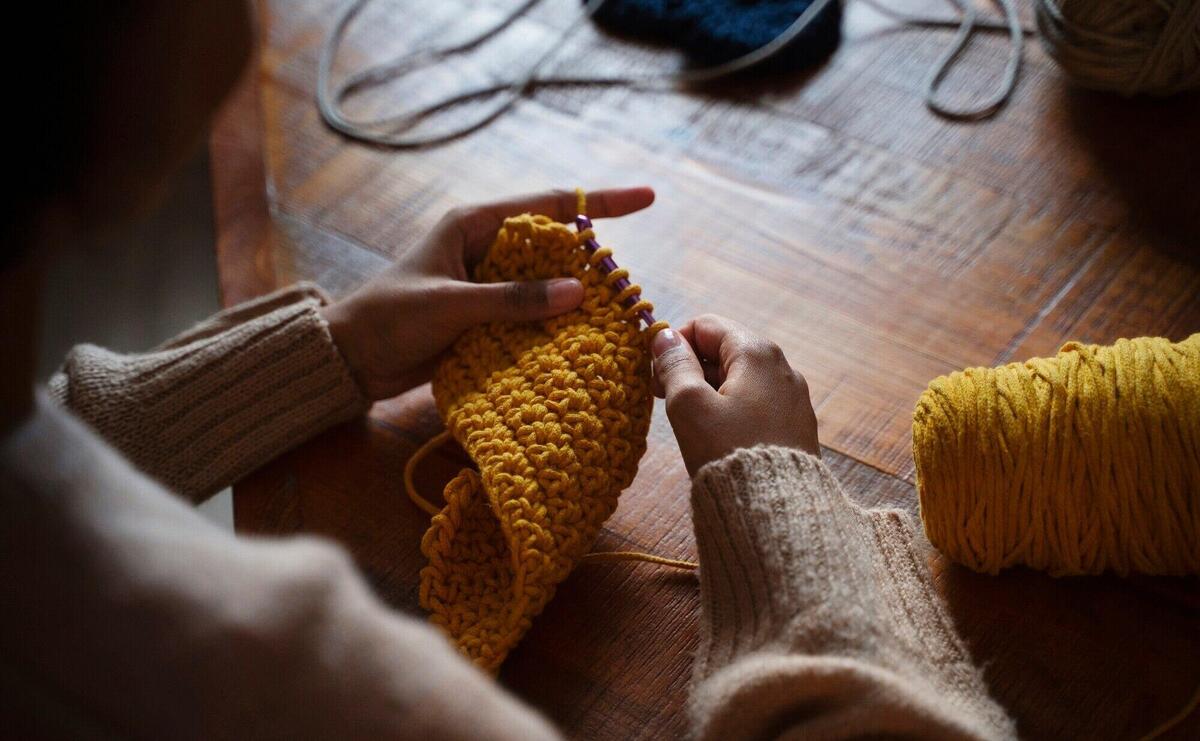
left=3, top=4, right=150, bottom=268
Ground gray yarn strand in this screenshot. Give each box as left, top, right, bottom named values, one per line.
left=317, top=0, right=1035, bottom=149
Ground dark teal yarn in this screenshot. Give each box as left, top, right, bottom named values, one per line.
left=589, top=0, right=842, bottom=70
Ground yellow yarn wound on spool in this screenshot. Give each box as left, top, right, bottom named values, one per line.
left=913, top=333, right=1200, bottom=576
left=414, top=197, right=667, bottom=673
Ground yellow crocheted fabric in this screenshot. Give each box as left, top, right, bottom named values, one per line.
left=417, top=206, right=665, bottom=673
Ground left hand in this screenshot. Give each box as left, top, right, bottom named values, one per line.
left=322, top=187, right=656, bottom=400
left=652, top=314, right=819, bottom=476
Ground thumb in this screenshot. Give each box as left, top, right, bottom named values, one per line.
left=652, top=328, right=709, bottom=403
left=465, top=278, right=584, bottom=323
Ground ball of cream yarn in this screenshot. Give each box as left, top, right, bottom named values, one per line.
left=1035, top=0, right=1200, bottom=95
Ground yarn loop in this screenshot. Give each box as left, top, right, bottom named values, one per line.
left=914, top=334, right=1200, bottom=576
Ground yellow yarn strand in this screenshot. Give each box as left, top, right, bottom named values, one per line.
left=408, top=193, right=692, bottom=673
left=403, top=429, right=453, bottom=517
left=913, top=333, right=1200, bottom=576
left=1137, top=683, right=1200, bottom=741
left=405, top=431, right=697, bottom=569
left=579, top=551, right=697, bottom=570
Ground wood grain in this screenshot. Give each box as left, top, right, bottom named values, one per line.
left=215, top=1, right=1200, bottom=738
left=210, top=55, right=277, bottom=306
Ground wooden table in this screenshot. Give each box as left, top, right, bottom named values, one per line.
left=211, top=1, right=1200, bottom=738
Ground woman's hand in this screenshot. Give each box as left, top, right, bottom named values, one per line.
left=322, top=187, right=655, bottom=400
left=652, top=314, right=819, bottom=475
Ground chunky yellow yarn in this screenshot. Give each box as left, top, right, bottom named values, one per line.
left=411, top=197, right=668, bottom=672
left=914, top=333, right=1200, bottom=576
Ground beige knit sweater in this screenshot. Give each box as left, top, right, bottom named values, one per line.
left=0, top=283, right=1014, bottom=739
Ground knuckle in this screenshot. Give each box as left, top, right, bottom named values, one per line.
left=747, top=339, right=785, bottom=363
left=653, top=347, right=694, bottom=378
left=791, top=368, right=810, bottom=393
left=503, top=281, right=547, bottom=309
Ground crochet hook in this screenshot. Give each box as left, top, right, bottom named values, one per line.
left=575, top=214, right=656, bottom=328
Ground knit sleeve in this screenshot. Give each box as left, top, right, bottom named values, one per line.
left=47, top=283, right=369, bottom=502
left=687, top=445, right=1016, bottom=740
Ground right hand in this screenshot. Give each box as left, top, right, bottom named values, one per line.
left=652, top=314, right=820, bottom=476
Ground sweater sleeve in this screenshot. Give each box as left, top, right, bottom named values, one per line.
left=0, top=394, right=560, bottom=740
left=687, top=445, right=1016, bottom=740
left=47, top=283, right=369, bottom=502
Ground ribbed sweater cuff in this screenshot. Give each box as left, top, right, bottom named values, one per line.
left=690, top=446, right=869, bottom=676
left=49, top=283, right=369, bottom=500
left=689, top=445, right=1014, bottom=738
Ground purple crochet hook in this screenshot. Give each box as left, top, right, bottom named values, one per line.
left=575, top=214, right=656, bottom=328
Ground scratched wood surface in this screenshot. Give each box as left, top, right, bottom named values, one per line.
left=212, top=1, right=1200, bottom=738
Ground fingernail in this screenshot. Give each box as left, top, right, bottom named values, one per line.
left=546, top=278, right=583, bottom=312
left=651, top=328, right=682, bottom=358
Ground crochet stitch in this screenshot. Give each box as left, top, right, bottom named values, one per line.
left=414, top=199, right=666, bottom=672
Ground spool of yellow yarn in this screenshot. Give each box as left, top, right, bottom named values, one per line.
left=913, top=333, right=1200, bottom=576
left=1036, top=0, right=1200, bottom=96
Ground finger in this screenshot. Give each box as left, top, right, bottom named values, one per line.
left=685, top=314, right=747, bottom=364
left=482, top=186, right=655, bottom=224
left=460, top=278, right=584, bottom=324
left=676, top=322, right=727, bottom=388
left=458, top=186, right=656, bottom=263
left=651, top=328, right=713, bottom=408
left=688, top=314, right=788, bottom=391
left=651, top=357, right=717, bottom=397
left=652, top=326, right=687, bottom=397
left=653, top=321, right=706, bottom=397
